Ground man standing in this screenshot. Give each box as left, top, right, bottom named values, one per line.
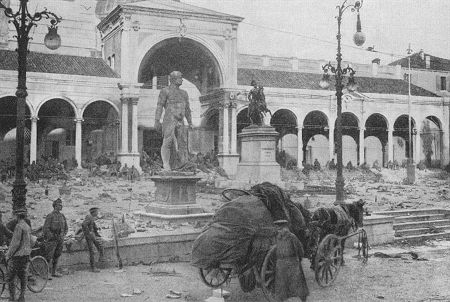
left=273, top=220, right=309, bottom=302
left=43, top=198, right=68, bottom=278
left=5, top=208, right=32, bottom=302
left=154, top=71, right=193, bottom=171
left=82, top=207, right=104, bottom=272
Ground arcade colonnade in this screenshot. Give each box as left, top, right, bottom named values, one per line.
left=212, top=91, right=449, bottom=175
left=0, top=94, right=121, bottom=168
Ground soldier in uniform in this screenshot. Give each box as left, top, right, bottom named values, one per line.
left=82, top=207, right=104, bottom=272
left=5, top=208, right=31, bottom=302
left=43, top=198, right=68, bottom=278
left=154, top=71, right=193, bottom=171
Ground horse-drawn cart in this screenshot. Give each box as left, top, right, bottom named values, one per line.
left=192, top=184, right=369, bottom=301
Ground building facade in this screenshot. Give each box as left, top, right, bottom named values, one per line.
left=0, top=0, right=449, bottom=176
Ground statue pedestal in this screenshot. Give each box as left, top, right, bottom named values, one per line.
left=117, top=153, right=141, bottom=173
left=236, top=125, right=281, bottom=184
left=134, top=174, right=213, bottom=224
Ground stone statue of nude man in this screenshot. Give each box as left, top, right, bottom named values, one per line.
left=154, top=71, right=193, bottom=171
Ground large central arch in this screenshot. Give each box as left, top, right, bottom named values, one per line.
left=138, top=37, right=223, bottom=95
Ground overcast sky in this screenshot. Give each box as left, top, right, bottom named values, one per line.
left=185, top=0, right=450, bottom=65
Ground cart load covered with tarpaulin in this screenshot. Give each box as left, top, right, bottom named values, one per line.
left=191, top=195, right=277, bottom=269
left=191, top=183, right=309, bottom=270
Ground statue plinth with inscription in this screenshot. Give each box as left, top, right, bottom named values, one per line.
left=236, top=124, right=281, bottom=184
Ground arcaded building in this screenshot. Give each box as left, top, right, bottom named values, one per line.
left=0, top=0, right=449, bottom=177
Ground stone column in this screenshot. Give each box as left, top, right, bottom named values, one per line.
left=222, top=103, right=229, bottom=155
left=297, top=127, right=303, bottom=168
left=387, top=126, right=394, bottom=163
left=121, top=97, right=129, bottom=153
left=117, top=83, right=143, bottom=172
left=230, top=103, right=237, bottom=154
left=414, top=129, right=421, bottom=163
left=75, top=118, right=83, bottom=168
left=328, top=125, right=335, bottom=161
left=359, top=127, right=365, bottom=165
left=29, top=116, right=38, bottom=164
left=442, top=129, right=449, bottom=166
left=131, top=97, right=139, bottom=153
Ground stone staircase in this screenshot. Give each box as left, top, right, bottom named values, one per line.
left=373, top=209, right=450, bottom=243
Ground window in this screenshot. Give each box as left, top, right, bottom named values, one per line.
left=440, top=76, right=447, bottom=90
left=111, top=54, right=115, bottom=70
left=107, top=56, right=111, bottom=66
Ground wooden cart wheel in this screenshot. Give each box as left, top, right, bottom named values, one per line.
left=358, top=229, right=369, bottom=264
left=221, top=189, right=251, bottom=201
left=260, top=245, right=279, bottom=302
left=314, top=234, right=342, bottom=287
left=199, top=267, right=231, bottom=288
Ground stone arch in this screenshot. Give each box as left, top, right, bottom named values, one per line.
left=271, top=109, right=298, bottom=166
left=0, top=95, right=33, bottom=163
left=334, top=112, right=359, bottom=166
left=365, top=113, right=389, bottom=166
left=0, top=93, right=35, bottom=116
left=421, top=115, right=443, bottom=167
left=237, top=107, right=251, bottom=134
left=393, top=114, right=416, bottom=161
left=82, top=100, right=120, bottom=163
left=303, top=110, right=329, bottom=165
left=80, top=98, right=119, bottom=118
left=136, top=34, right=225, bottom=93
left=36, top=96, right=78, bottom=119
left=37, top=98, right=77, bottom=162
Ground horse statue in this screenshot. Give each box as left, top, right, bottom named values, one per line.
left=248, top=80, right=271, bottom=126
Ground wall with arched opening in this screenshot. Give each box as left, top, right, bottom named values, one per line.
left=365, top=136, right=383, bottom=166
left=37, top=98, right=76, bottom=162
left=0, top=96, right=32, bottom=163
left=421, top=115, right=443, bottom=167
left=82, top=100, right=119, bottom=164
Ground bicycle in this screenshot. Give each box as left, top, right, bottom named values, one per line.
left=0, top=243, right=49, bottom=296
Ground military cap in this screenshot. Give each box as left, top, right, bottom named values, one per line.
left=53, top=198, right=63, bottom=207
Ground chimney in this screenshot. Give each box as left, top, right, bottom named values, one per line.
left=371, top=58, right=380, bottom=76
left=425, top=55, right=431, bottom=69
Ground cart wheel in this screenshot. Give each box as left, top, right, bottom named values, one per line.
left=358, top=229, right=369, bottom=264
left=27, top=256, right=49, bottom=293
left=314, top=234, right=342, bottom=287
left=221, top=189, right=251, bottom=202
left=260, top=245, right=278, bottom=302
left=199, top=267, right=231, bottom=288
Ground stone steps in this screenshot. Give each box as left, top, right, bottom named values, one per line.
left=394, top=219, right=450, bottom=230
left=374, top=208, right=448, bottom=217
left=394, top=230, right=450, bottom=243
left=393, top=214, right=446, bottom=224
left=395, top=225, right=450, bottom=237
left=373, top=208, right=450, bottom=243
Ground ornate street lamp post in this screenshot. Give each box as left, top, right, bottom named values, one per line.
left=0, top=1, right=61, bottom=213
left=319, top=0, right=365, bottom=204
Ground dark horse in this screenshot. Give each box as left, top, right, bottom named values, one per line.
left=248, top=80, right=271, bottom=126
left=309, top=199, right=365, bottom=266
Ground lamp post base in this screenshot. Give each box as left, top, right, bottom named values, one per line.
left=406, top=159, right=415, bottom=184
left=12, top=179, right=27, bottom=213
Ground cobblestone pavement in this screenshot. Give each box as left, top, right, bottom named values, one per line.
left=20, top=245, right=450, bottom=302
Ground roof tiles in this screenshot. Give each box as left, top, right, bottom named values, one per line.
left=0, top=49, right=119, bottom=78
left=237, top=68, right=438, bottom=97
